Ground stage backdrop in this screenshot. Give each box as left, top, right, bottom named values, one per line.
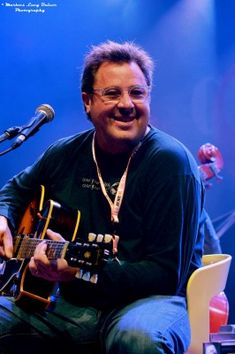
left=1, top=0, right=235, bottom=322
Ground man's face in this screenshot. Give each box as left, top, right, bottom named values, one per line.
left=82, top=61, right=151, bottom=154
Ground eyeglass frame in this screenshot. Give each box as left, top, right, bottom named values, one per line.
left=91, top=85, right=150, bottom=104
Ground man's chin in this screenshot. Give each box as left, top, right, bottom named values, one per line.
left=106, top=131, right=143, bottom=152
left=109, top=128, right=138, bottom=143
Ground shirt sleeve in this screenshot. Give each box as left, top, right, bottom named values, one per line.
left=0, top=140, right=66, bottom=231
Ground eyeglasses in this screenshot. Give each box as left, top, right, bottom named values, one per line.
left=92, top=85, right=150, bottom=104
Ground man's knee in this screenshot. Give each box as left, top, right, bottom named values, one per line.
left=106, top=329, right=173, bottom=354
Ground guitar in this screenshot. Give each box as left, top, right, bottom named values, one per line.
left=0, top=187, right=115, bottom=310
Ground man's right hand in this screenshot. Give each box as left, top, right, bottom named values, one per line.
left=0, top=216, right=13, bottom=259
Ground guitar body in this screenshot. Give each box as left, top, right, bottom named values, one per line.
left=17, top=264, right=58, bottom=311
left=0, top=186, right=113, bottom=311
left=0, top=258, right=55, bottom=311
left=0, top=258, right=25, bottom=296
left=0, top=186, right=81, bottom=311
left=18, top=196, right=81, bottom=310
left=17, top=184, right=46, bottom=235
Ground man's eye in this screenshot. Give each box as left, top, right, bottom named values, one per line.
left=104, top=90, right=120, bottom=98
left=130, top=88, right=145, bottom=97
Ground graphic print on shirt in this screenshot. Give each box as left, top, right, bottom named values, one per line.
left=81, top=177, right=119, bottom=199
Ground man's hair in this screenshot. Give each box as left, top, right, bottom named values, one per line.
left=81, top=40, right=154, bottom=93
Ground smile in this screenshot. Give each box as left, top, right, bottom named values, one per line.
left=111, top=116, right=136, bottom=123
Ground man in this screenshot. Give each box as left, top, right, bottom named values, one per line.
left=0, top=41, right=204, bottom=354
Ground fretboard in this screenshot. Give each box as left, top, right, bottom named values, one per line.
left=14, top=236, right=68, bottom=260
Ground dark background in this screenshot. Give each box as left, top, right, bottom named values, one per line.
left=1, top=0, right=234, bottom=321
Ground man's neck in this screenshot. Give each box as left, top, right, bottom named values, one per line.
left=94, top=125, right=150, bottom=156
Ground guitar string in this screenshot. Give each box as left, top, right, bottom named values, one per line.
left=18, top=239, right=65, bottom=259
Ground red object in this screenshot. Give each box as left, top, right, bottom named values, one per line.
left=197, top=143, right=224, bottom=186
left=209, top=292, right=229, bottom=333
left=198, top=143, right=224, bottom=169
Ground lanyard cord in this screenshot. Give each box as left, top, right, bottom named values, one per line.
left=92, top=132, right=141, bottom=225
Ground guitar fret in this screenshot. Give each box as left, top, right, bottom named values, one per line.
left=17, top=238, right=40, bottom=259
left=47, top=242, right=65, bottom=259
left=17, top=238, right=66, bottom=260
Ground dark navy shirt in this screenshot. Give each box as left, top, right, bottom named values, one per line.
left=0, top=125, right=204, bottom=309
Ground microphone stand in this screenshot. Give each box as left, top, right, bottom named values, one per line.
left=0, top=126, right=23, bottom=156
left=213, top=210, right=235, bottom=239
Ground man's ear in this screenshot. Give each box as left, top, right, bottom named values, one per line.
left=82, top=92, right=92, bottom=114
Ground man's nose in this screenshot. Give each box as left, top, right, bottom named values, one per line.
left=117, top=91, right=135, bottom=108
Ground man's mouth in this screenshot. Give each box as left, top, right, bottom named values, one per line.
left=111, top=115, right=136, bottom=123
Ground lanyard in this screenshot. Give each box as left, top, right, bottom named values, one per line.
left=92, top=133, right=141, bottom=225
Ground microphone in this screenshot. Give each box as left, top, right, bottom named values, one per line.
left=12, top=104, right=55, bottom=148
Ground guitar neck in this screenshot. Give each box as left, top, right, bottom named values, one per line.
left=13, top=234, right=114, bottom=270
left=14, top=236, right=68, bottom=260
